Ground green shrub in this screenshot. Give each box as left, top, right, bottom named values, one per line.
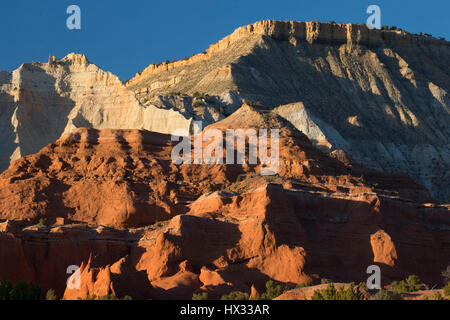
left=0, top=281, right=13, bottom=300
left=432, top=292, right=444, bottom=300
left=38, top=218, right=48, bottom=226
left=443, top=282, right=450, bottom=297
left=311, top=283, right=365, bottom=300
left=295, top=283, right=310, bottom=289
left=373, top=289, right=403, bottom=300
left=221, top=291, right=249, bottom=300
left=321, top=278, right=332, bottom=284
left=390, top=275, right=424, bottom=294
left=192, top=292, right=209, bottom=300
left=0, top=281, right=41, bottom=300
left=45, top=289, right=57, bottom=300
left=100, top=294, right=120, bottom=300
left=259, top=280, right=285, bottom=300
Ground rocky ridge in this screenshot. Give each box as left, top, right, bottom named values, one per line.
left=1, top=20, right=449, bottom=202
left=0, top=53, right=215, bottom=172
left=0, top=105, right=448, bottom=299
left=126, top=20, right=450, bottom=202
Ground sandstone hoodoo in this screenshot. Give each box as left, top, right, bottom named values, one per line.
left=0, top=105, right=448, bottom=300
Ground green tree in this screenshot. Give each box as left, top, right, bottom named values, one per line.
left=9, top=281, right=41, bottom=300
left=390, top=275, right=424, bottom=294
left=259, top=280, right=285, bottom=300
left=221, top=291, right=249, bottom=300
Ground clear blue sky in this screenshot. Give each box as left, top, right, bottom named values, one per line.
left=0, top=0, right=448, bottom=80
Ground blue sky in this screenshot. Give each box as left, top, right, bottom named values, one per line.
left=0, top=0, right=448, bottom=80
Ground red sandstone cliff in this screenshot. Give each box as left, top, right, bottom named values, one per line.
left=0, top=106, right=448, bottom=299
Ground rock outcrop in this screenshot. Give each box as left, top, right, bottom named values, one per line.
left=127, top=20, right=450, bottom=203
left=0, top=106, right=448, bottom=299
left=0, top=128, right=208, bottom=227
left=0, top=53, right=202, bottom=172
left=127, top=20, right=447, bottom=88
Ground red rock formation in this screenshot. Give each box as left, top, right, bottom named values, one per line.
left=0, top=106, right=448, bottom=299
left=0, top=129, right=206, bottom=228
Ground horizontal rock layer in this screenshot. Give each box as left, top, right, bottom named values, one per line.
left=127, top=20, right=448, bottom=84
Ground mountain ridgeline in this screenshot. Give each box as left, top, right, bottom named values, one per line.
left=0, top=20, right=449, bottom=300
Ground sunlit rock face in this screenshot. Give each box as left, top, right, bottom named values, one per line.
left=0, top=53, right=199, bottom=172
left=0, top=107, right=448, bottom=299
left=127, top=20, right=450, bottom=203
left=0, top=20, right=449, bottom=202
